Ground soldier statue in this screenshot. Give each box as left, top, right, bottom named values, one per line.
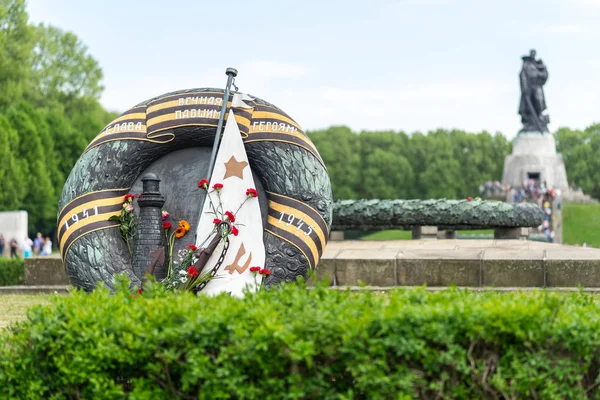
left=518, top=49, right=549, bottom=133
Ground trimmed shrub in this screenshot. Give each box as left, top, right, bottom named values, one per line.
left=2, top=279, right=600, bottom=399
left=0, top=258, right=24, bottom=286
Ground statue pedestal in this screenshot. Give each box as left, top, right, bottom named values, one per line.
left=502, top=132, right=569, bottom=190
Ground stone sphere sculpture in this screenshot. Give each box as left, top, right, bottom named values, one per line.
left=57, top=88, right=332, bottom=292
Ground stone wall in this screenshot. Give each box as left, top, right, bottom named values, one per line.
left=0, top=211, right=28, bottom=258
left=24, top=256, right=70, bottom=285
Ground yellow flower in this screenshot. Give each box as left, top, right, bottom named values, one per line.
left=179, top=220, right=191, bottom=232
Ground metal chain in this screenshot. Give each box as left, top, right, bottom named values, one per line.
left=195, top=237, right=230, bottom=292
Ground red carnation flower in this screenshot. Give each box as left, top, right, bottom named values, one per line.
left=249, top=266, right=261, bottom=272
left=246, top=188, right=258, bottom=198
left=163, top=222, right=173, bottom=229
left=188, top=244, right=198, bottom=251
left=224, top=211, right=235, bottom=223
left=467, top=197, right=473, bottom=201
left=259, top=268, right=271, bottom=276
left=213, top=218, right=222, bottom=225
left=124, top=194, right=135, bottom=202
left=187, top=266, right=199, bottom=278
left=198, top=179, right=209, bottom=189
left=137, top=288, right=143, bottom=295
left=212, top=183, right=223, bottom=190
left=231, top=225, right=239, bottom=236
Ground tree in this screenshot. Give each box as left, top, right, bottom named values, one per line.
left=0, top=115, right=26, bottom=210
left=6, top=103, right=56, bottom=235
left=29, top=24, right=104, bottom=106
left=362, top=149, right=414, bottom=199
left=0, top=0, right=33, bottom=109
left=308, top=126, right=362, bottom=199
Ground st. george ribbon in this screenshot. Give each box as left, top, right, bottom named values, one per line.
left=195, top=67, right=238, bottom=240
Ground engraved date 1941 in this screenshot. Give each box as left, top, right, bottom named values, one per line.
left=63, top=206, right=99, bottom=231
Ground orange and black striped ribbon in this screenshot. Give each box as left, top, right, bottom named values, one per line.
left=58, top=189, right=130, bottom=260
left=265, top=191, right=329, bottom=270
left=82, top=92, right=324, bottom=168
left=244, top=104, right=324, bottom=166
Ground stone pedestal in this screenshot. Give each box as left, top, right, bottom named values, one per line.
left=502, top=132, right=568, bottom=190
left=412, top=226, right=438, bottom=240
left=330, top=231, right=345, bottom=241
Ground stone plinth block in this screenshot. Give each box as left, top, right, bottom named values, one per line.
left=335, top=250, right=397, bottom=286
left=24, top=257, right=70, bottom=286
left=329, top=231, right=345, bottom=241
left=412, top=226, right=438, bottom=240
left=545, top=249, right=600, bottom=287
left=309, top=247, right=339, bottom=286
left=397, top=250, right=481, bottom=286
left=482, top=249, right=544, bottom=287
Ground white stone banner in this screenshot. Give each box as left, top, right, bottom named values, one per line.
left=195, top=110, right=265, bottom=297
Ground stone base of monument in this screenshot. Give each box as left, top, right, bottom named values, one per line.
left=502, top=132, right=569, bottom=190
left=309, top=240, right=600, bottom=288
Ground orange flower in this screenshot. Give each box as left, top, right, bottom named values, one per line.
left=175, top=227, right=187, bottom=238
left=179, top=220, right=190, bottom=232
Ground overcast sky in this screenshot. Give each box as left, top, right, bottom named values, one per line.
left=27, top=0, right=600, bottom=138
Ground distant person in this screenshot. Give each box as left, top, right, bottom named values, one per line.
left=21, top=236, right=33, bottom=258
left=33, top=232, right=43, bottom=255
left=9, top=238, right=18, bottom=258
left=40, top=237, right=52, bottom=256
left=0, top=234, right=4, bottom=257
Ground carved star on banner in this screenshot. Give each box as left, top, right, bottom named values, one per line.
left=223, top=155, right=248, bottom=180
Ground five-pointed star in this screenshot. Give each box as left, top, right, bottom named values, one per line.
left=223, top=155, right=248, bottom=180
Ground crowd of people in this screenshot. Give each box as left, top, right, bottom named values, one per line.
left=0, top=232, right=53, bottom=258
left=479, top=180, right=506, bottom=198
left=480, top=179, right=559, bottom=243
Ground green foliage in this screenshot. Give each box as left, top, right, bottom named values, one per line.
left=309, top=126, right=362, bottom=199
left=3, top=281, right=600, bottom=398
left=30, top=23, right=104, bottom=103
left=308, top=127, right=513, bottom=200
left=0, top=115, right=26, bottom=210
left=6, top=103, right=57, bottom=234
left=556, top=124, right=600, bottom=198
left=0, top=0, right=33, bottom=108
left=0, top=258, right=24, bottom=286
left=563, top=202, right=600, bottom=247
left=0, top=1, right=115, bottom=236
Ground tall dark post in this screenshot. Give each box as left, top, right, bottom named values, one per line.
left=133, top=173, right=166, bottom=280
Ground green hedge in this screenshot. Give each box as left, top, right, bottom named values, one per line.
left=2, top=279, right=600, bottom=399
left=0, top=258, right=24, bottom=286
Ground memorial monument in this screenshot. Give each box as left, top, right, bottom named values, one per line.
left=502, top=49, right=569, bottom=190
left=57, top=68, right=332, bottom=293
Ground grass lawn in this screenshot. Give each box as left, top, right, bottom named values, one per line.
left=360, top=229, right=494, bottom=240
left=563, top=202, right=600, bottom=247
left=0, top=294, right=57, bottom=329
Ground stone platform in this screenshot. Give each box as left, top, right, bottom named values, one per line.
left=314, top=240, right=600, bottom=288
left=13, top=241, right=600, bottom=292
